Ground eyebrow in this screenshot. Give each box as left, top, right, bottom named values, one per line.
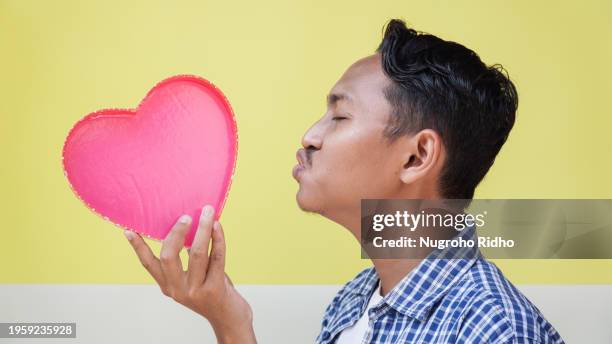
left=326, top=92, right=352, bottom=107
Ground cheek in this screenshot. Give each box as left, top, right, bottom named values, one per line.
left=316, top=129, right=396, bottom=199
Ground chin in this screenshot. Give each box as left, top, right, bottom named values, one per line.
left=295, top=187, right=322, bottom=214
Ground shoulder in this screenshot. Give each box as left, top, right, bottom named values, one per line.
left=452, top=258, right=564, bottom=343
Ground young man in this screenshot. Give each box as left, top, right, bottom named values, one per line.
left=124, top=19, right=565, bottom=343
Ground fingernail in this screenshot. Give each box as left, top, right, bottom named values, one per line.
left=178, top=214, right=192, bottom=224
left=202, top=205, right=214, bottom=219
left=124, top=230, right=135, bottom=241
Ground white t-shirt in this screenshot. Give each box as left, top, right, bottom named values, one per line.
left=336, top=282, right=384, bottom=343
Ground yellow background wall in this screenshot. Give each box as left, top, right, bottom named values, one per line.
left=1, top=0, right=611, bottom=284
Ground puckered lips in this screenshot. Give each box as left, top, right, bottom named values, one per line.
left=293, top=148, right=308, bottom=181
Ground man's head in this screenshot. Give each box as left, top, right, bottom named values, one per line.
left=293, top=19, right=517, bottom=224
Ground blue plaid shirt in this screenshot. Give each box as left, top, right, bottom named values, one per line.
left=315, top=227, right=565, bottom=343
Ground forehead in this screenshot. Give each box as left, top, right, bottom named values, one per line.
left=328, top=54, right=390, bottom=112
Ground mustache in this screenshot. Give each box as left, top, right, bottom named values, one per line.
left=305, top=148, right=315, bottom=166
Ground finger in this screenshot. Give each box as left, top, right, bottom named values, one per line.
left=124, top=230, right=164, bottom=285
left=187, top=205, right=215, bottom=289
left=206, top=221, right=226, bottom=285
left=159, top=215, right=191, bottom=289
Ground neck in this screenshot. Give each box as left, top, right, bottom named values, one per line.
left=327, top=205, right=425, bottom=297
left=327, top=191, right=453, bottom=297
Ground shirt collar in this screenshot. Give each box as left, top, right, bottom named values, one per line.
left=351, top=225, right=481, bottom=322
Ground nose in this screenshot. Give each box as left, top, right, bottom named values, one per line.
left=301, top=118, right=324, bottom=151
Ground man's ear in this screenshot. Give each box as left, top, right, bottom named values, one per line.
left=399, top=129, right=443, bottom=185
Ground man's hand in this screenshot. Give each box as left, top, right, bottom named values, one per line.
left=124, top=205, right=256, bottom=344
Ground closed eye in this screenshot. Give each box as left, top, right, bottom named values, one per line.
left=332, top=116, right=348, bottom=121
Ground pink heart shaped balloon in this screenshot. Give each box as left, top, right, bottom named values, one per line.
left=62, top=75, right=238, bottom=247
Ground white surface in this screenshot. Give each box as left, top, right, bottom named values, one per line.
left=0, top=284, right=610, bottom=343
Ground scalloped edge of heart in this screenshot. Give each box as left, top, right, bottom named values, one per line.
left=60, top=74, right=239, bottom=246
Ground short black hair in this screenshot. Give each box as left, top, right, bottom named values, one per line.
left=376, top=19, right=518, bottom=199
